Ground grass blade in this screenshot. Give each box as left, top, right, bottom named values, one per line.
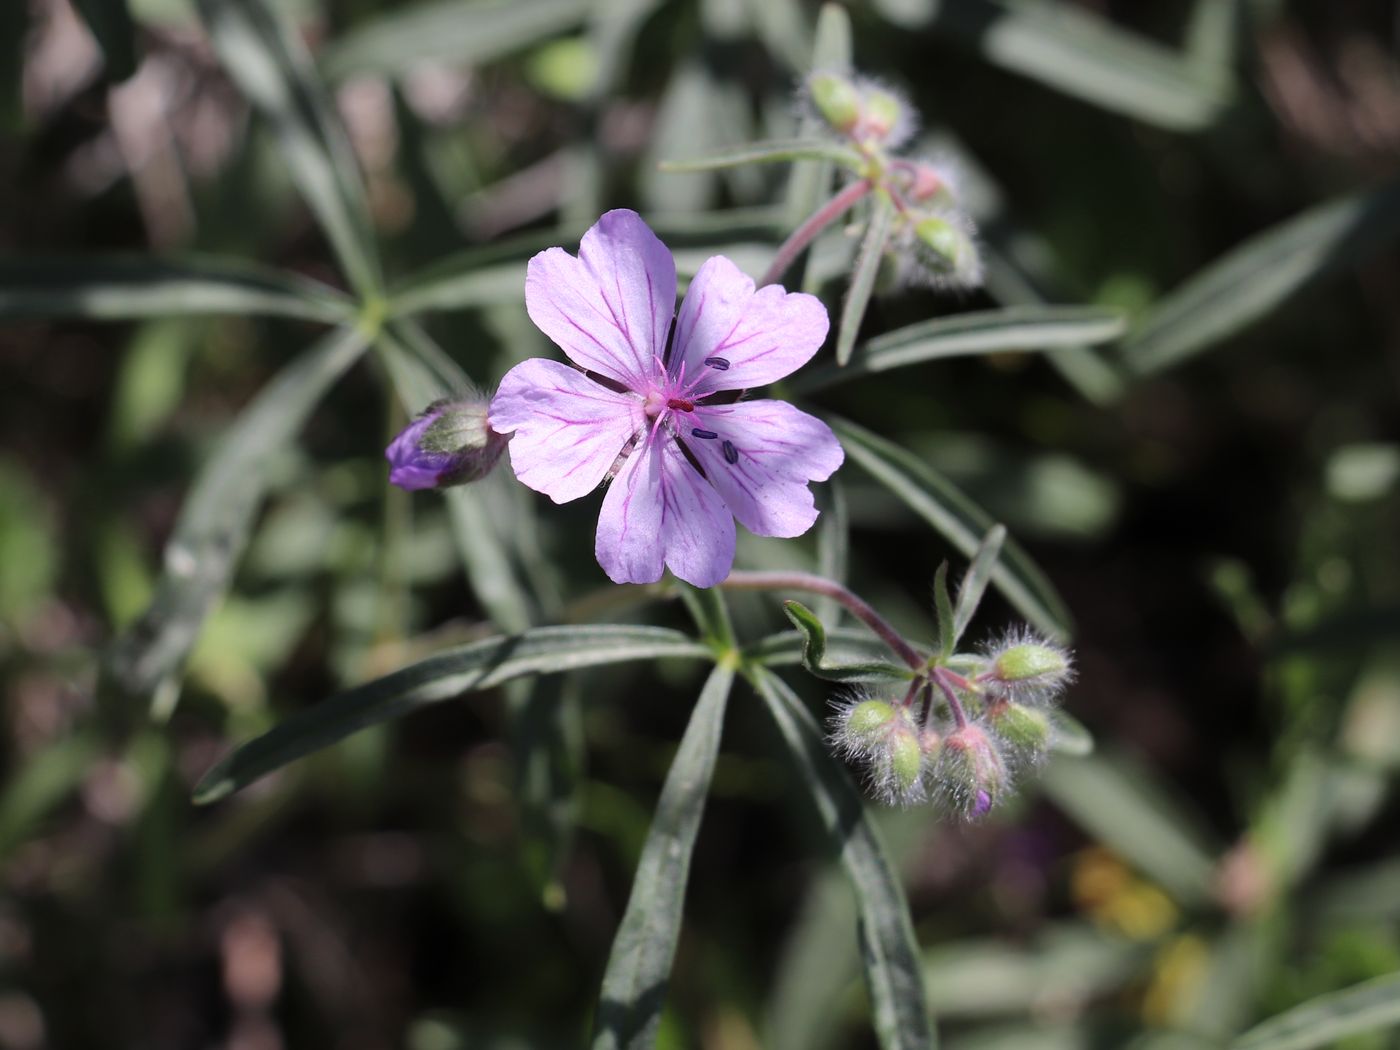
left=1124, top=180, right=1400, bottom=375
left=659, top=138, right=862, bottom=173
left=1231, top=973, right=1400, bottom=1050
left=792, top=306, right=1126, bottom=393
left=835, top=196, right=895, bottom=366
left=325, top=0, right=592, bottom=79
left=832, top=417, right=1071, bottom=640
left=103, top=326, right=370, bottom=709
left=0, top=256, right=353, bottom=322
left=591, top=664, right=735, bottom=1050
left=195, top=625, right=712, bottom=803
left=750, top=668, right=935, bottom=1050
left=197, top=0, right=382, bottom=295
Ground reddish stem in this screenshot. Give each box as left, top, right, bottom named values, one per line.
left=759, top=179, right=873, bottom=288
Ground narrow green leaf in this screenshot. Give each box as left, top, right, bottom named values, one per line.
left=1040, top=751, right=1219, bottom=905
left=746, top=626, right=917, bottom=673
left=659, top=138, right=862, bottom=174
left=932, top=562, right=955, bottom=661
left=511, top=673, right=584, bottom=910
left=72, top=0, right=139, bottom=81
left=679, top=584, right=737, bottom=651
left=197, top=0, right=382, bottom=295
left=835, top=197, right=895, bottom=366
left=375, top=322, right=537, bottom=632
left=833, top=417, right=1072, bottom=641
left=325, top=0, right=592, bottom=79
left=814, top=477, right=850, bottom=625
left=1124, top=181, right=1400, bottom=375
left=195, top=625, right=712, bottom=803
left=0, top=256, right=353, bottom=322
left=592, top=664, right=734, bottom=1050
left=1048, top=710, right=1094, bottom=757
left=750, top=668, right=935, bottom=1050
left=923, top=0, right=1231, bottom=131
left=103, top=326, right=370, bottom=708
left=782, top=601, right=914, bottom=684
left=952, top=525, right=1006, bottom=646
left=791, top=306, right=1126, bottom=394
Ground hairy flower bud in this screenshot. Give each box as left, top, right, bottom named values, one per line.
left=983, top=630, right=1075, bottom=704
left=830, top=695, right=926, bottom=805
left=843, top=699, right=897, bottom=749
left=808, top=72, right=862, bottom=134
left=935, top=725, right=1008, bottom=820
left=910, top=212, right=983, bottom=289
left=987, top=699, right=1051, bottom=761
left=386, top=396, right=508, bottom=491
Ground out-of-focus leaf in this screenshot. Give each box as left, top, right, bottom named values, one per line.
left=196, top=0, right=382, bottom=295
left=591, top=664, right=734, bottom=1050
left=1124, top=181, right=1400, bottom=375
left=1040, top=751, right=1219, bottom=905
left=1230, top=973, right=1400, bottom=1050
left=782, top=601, right=914, bottom=683
left=792, top=307, right=1126, bottom=394
left=814, top=477, right=849, bottom=625
left=511, top=673, right=584, bottom=910
left=194, top=625, right=712, bottom=803
left=751, top=668, right=935, bottom=1050
left=103, top=326, right=370, bottom=712
left=917, top=0, right=1231, bottom=131
left=833, top=418, right=1072, bottom=641
left=0, top=460, right=59, bottom=622
left=835, top=196, right=895, bottom=367
left=1048, top=711, right=1093, bottom=757
left=0, top=257, right=352, bottom=321
left=72, top=0, right=139, bottom=80
left=952, top=525, right=1005, bottom=646
left=324, top=0, right=592, bottom=79
left=782, top=3, right=851, bottom=248
left=0, top=734, right=101, bottom=859
left=923, top=923, right=1146, bottom=1018
left=659, top=138, right=862, bottom=173
left=376, top=322, right=538, bottom=632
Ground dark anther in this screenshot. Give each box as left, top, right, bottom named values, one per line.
left=666, top=397, right=695, bottom=412
left=691, top=428, right=718, bottom=440
left=704, top=356, right=731, bottom=370
left=722, top=440, right=739, bottom=465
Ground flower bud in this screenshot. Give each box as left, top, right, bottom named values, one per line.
left=987, top=699, right=1050, bottom=755
left=983, top=631, right=1075, bottom=704
left=860, top=86, right=904, bottom=141
left=808, top=72, right=862, bottom=134
left=386, top=396, right=508, bottom=491
left=936, top=725, right=1007, bottom=820
left=911, top=213, right=982, bottom=288
left=883, top=723, right=924, bottom=801
left=994, top=643, right=1071, bottom=683
left=844, top=699, right=897, bottom=746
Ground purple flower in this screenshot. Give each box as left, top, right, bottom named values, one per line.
left=489, top=209, right=843, bottom=588
left=386, top=397, right=506, bottom=491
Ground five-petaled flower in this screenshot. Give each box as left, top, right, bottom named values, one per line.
left=489, top=209, right=843, bottom=588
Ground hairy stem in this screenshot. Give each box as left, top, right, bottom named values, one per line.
left=719, top=570, right=923, bottom=669
left=932, top=666, right=970, bottom=730
left=759, top=178, right=872, bottom=288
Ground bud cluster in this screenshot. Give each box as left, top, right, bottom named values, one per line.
left=829, top=631, right=1073, bottom=817
left=804, top=69, right=983, bottom=289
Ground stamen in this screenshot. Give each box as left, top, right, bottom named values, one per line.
left=691, top=428, right=718, bottom=440
left=722, top=439, right=739, bottom=465
left=704, top=356, right=731, bottom=371
left=667, top=397, right=695, bottom=412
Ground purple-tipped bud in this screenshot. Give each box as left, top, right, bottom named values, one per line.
left=935, top=724, right=1007, bottom=820
left=386, top=397, right=508, bottom=491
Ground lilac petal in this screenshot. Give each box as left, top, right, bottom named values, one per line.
left=684, top=400, right=843, bottom=537
left=525, top=209, right=676, bottom=391
left=595, top=435, right=735, bottom=587
left=490, top=358, right=645, bottom=504
left=670, top=255, right=828, bottom=396
left=385, top=412, right=453, bottom=491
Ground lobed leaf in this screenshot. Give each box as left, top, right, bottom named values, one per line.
left=835, top=196, right=896, bottom=366
left=103, top=326, right=371, bottom=711
left=195, top=625, right=712, bottom=803
left=1124, top=180, right=1400, bottom=375
left=832, top=418, right=1072, bottom=641
left=591, top=664, right=735, bottom=1050
left=196, top=0, right=382, bottom=295
left=791, top=306, right=1126, bottom=394
left=0, top=256, right=353, bottom=322
left=782, top=601, right=914, bottom=684
left=750, top=668, right=935, bottom=1050
left=659, top=138, right=863, bottom=174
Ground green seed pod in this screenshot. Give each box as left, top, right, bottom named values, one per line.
left=808, top=72, right=861, bottom=133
